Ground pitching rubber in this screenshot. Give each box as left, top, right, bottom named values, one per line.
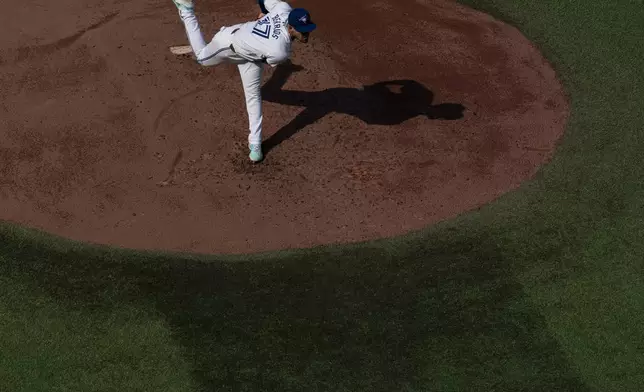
left=169, top=45, right=193, bottom=55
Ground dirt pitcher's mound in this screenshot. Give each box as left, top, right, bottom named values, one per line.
left=0, top=0, right=568, bottom=255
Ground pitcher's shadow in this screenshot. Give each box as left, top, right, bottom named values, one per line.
left=260, top=61, right=466, bottom=154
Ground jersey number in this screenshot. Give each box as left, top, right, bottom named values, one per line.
left=252, top=17, right=272, bottom=39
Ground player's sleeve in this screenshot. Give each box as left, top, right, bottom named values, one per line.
left=258, top=0, right=284, bottom=14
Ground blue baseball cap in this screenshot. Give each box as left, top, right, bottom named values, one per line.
left=288, top=8, right=317, bottom=33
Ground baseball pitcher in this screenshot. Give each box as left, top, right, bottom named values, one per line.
left=170, top=0, right=317, bottom=162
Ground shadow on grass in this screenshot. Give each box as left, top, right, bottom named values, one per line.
left=0, top=229, right=591, bottom=392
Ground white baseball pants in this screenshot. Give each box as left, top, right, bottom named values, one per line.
left=178, top=10, right=264, bottom=145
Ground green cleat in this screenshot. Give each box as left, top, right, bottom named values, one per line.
left=249, top=143, right=263, bottom=163
left=172, top=0, right=194, bottom=12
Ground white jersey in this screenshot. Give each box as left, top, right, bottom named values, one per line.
left=230, top=0, right=293, bottom=67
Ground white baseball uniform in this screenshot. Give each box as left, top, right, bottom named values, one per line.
left=176, top=0, right=294, bottom=145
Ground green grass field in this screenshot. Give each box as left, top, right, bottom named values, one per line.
left=2, top=0, right=643, bottom=390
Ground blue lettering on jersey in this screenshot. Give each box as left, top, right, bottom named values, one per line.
left=271, top=14, right=282, bottom=39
